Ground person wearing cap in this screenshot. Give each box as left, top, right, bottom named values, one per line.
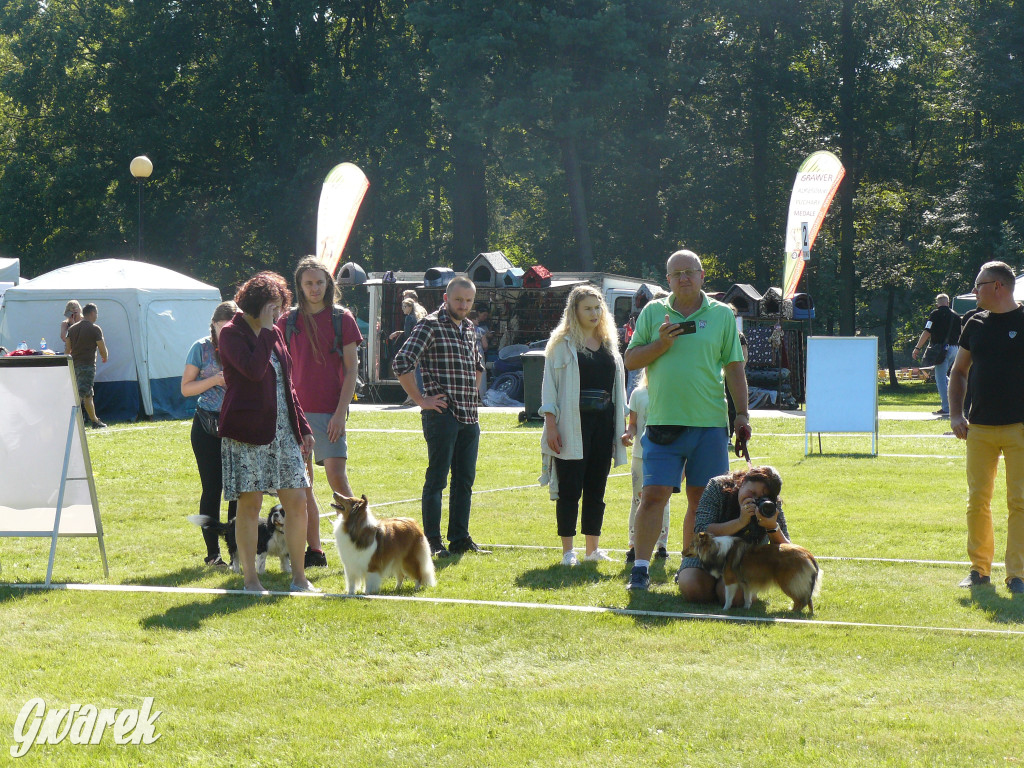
left=60, top=300, right=82, bottom=354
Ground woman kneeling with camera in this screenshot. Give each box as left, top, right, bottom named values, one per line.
left=675, top=465, right=789, bottom=605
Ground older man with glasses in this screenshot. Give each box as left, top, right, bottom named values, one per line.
left=623, top=249, right=748, bottom=591
left=949, top=261, right=1024, bottom=594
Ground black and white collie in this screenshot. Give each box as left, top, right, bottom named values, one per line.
left=188, top=504, right=290, bottom=574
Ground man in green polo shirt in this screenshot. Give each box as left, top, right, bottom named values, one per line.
left=623, top=249, right=748, bottom=591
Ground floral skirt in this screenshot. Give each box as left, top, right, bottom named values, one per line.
left=221, top=357, right=309, bottom=500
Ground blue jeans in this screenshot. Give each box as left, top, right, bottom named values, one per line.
left=934, top=345, right=957, bottom=413
left=421, top=409, right=480, bottom=542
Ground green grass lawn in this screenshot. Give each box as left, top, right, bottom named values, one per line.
left=1, top=409, right=1021, bottom=766
left=877, top=379, right=944, bottom=409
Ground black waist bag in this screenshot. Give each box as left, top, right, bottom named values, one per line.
left=579, top=389, right=612, bottom=413
left=922, top=344, right=947, bottom=366
left=645, top=425, right=688, bottom=445
left=196, top=407, right=220, bottom=437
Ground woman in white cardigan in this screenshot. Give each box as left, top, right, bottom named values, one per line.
left=539, top=285, right=627, bottom=565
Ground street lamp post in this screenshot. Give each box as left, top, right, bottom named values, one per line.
left=129, top=155, right=153, bottom=260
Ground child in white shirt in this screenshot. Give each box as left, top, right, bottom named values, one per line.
left=620, top=369, right=671, bottom=561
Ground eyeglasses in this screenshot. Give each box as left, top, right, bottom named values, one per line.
left=668, top=268, right=702, bottom=280
left=974, top=280, right=998, bottom=291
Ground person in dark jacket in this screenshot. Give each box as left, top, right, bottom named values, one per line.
left=911, top=293, right=961, bottom=417
left=218, top=271, right=318, bottom=593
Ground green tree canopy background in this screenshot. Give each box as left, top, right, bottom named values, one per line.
left=0, top=0, right=1021, bottom=362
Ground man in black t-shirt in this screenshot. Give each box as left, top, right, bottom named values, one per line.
left=911, top=293, right=960, bottom=416
left=948, top=261, right=1024, bottom=593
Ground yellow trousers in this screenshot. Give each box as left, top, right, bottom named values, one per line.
left=965, top=423, right=1024, bottom=583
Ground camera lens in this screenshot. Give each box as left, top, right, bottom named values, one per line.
left=755, top=498, right=776, bottom=516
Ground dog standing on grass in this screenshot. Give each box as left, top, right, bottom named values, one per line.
left=684, top=531, right=821, bottom=613
left=189, top=504, right=290, bottom=574
left=331, top=493, right=437, bottom=595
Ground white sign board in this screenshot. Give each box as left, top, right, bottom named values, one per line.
left=0, top=355, right=108, bottom=582
left=804, top=336, right=878, bottom=455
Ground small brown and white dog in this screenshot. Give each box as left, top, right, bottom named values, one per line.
left=331, top=493, right=437, bottom=595
left=683, top=531, right=822, bottom=613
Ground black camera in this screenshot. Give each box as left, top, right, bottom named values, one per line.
left=754, top=497, right=777, bottom=517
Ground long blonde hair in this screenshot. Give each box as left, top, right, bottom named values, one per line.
left=402, top=297, right=427, bottom=321
left=546, top=284, right=619, bottom=355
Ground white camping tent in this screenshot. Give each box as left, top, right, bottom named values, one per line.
left=0, top=256, right=19, bottom=284
left=0, top=259, right=222, bottom=420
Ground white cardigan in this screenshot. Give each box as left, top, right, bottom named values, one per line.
left=538, top=339, right=628, bottom=500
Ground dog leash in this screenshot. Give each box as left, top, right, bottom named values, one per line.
left=734, top=424, right=752, bottom=468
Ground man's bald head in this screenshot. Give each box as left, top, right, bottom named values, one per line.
left=667, top=250, right=702, bottom=273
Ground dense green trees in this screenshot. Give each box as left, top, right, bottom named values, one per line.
left=0, top=0, right=1022, bottom=365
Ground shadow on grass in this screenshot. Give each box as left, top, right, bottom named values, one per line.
left=958, top=586, right=1024, bottom=624
left=121, top=564, right=297, bottom=590
left=140, top=591, right=285, bottom=632
left=0, top=586, right=35, bottom=606
left=515, top=561, right=620, bottom=589
left=620, top=570, right=818, bottom=625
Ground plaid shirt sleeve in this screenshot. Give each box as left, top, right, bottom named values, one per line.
left=694, top=478, right=725, bottom=534
left=392, top=317, right=431, bottom=376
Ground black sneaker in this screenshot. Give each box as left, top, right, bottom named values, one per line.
left=1008, top=577, right=1024, bottom=594
left=448, top=536, right=491, bottom=555
left=427, top=536, right=450, bottom=558
left=304, top=548, right=328, bottom=568
left=655, top=546, right=669, bottom=560
left=625, top=547, right=635, bottom=563
left=958, top=570, right=991, bottom=587
left=627, top=565, right=650, bottom=591
left=204, top=555, right=229, bottom=569
left=91, top=420, right=107, bottom=429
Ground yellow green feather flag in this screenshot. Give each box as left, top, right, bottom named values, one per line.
left=783, top=151, right=845, bottom=299
left=316, top=163, right=369, bottom=276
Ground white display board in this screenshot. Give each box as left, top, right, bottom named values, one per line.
left=804, top=336, right=879, bottom=455
left=0, top=355, right=108, bottom=583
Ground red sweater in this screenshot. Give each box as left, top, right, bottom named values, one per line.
left=218, top=312, right=311, bottom=446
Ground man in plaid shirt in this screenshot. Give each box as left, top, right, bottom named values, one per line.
left=394, top=276, right=491, bottom=558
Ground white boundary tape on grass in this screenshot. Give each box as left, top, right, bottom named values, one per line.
left=477, top=543, right=1003, bottom=569
left=7, top=582, right=1023, bottom=637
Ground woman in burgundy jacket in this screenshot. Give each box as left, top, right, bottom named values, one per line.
left=218, top=271, right=318, bottom=593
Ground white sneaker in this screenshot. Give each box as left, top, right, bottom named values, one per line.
left=561, top=550, right=578, bottom=567
left=584, top=549, right=613, bottom=562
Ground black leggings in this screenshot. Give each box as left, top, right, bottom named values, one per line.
left=554, top=410, right=615, bottom=538
left=190, top=413, right=237, bottom=558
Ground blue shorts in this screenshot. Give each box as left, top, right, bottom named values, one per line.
left=640, top=426, right=729, bottom=492
left=306, top=412, right=348, bottom=465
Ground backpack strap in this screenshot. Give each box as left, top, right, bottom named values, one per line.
left=284, top=308, right=299, bottom=346
left=331, top=305, right=345, bottom=354
left=286, top=305, right=347, bottom=354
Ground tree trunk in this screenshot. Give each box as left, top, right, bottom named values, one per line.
left=561, top=136, right=594, bottom=271
left=837, top=0, right=858, bottom=336
left=885, top=285, right=899, bottom=386
left=450, top=134, right=488, bottom=263
left=751, top=87, right=772, bottom=288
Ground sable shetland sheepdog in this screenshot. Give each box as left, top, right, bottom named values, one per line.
left=683, top=531, right=822, bottom=614
left=331, top=493, right=437, bottom=595
left=188, top=504, right=290, bottom=574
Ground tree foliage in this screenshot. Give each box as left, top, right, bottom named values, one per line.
left=0, top=0, right=1022, bottom=367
